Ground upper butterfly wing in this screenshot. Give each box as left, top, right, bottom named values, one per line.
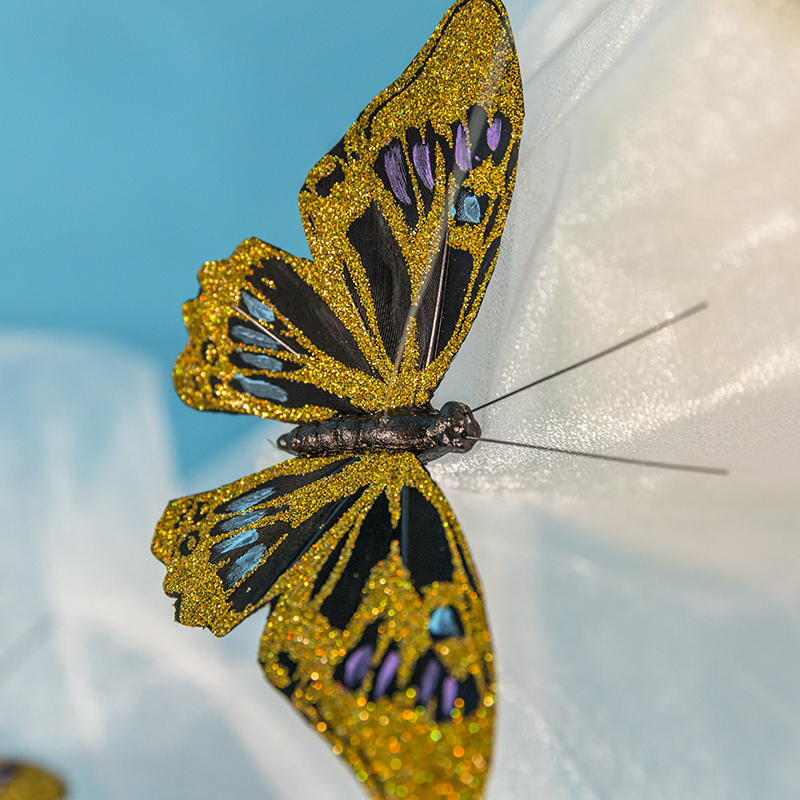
left=300, top=0, right=523, bottom=408
left=152, top=452, right=494, bottom=800
left=173, top=240, right=388, bottom=423
left=174, top=0, right=523, bottom=421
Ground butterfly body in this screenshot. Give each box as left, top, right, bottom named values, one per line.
left=154, top=1, right=523, bottom=797
left=276, top=400, right=481, bottom=462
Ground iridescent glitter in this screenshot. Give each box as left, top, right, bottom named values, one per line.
left=153, top=1, right=523, bottom=798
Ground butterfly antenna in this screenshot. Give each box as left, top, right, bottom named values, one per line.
left=467, top=436, right=728, bottom=475
left=472, top=302, right=710, bottom=413
left=232, top=306, right=301, bottom=357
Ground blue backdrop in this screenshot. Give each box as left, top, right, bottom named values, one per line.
left=0, top=0, right=451, bottom=474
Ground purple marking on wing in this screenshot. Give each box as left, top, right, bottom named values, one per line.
left=384, top=144, right=411, bottom=204
left=455, top=123, right=471, bottom=171
left=487, top=117, right=502, bottom=151
left=343, top=644, right=374, bottom=689
left=0, top=764, right=17, bottom=788
left=374, top=650, right=401, bottom=697
left=418, top=658, right=441, bottom=705
left=441, top=675, right=458, bottom=716
left=412, top=142, right=434, bottom=190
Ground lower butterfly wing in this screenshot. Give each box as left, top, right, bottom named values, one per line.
left=259, top=453, right=494, bottom=800
left=0, top=760, right=65, bottom=800
left=152, top=454, right=367, bottom=634
left=152, top=452, right=494, bottom=800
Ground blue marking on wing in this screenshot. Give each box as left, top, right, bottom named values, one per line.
left=214, top=507, right=273, bottom=535
left=428, top=606, right=462, bottom=638
left=219, top=485, right=275, bottom=515
left=210, top=528, right=259, bottom=559
left=233, top=374, right=289, bottom=402
left=229, top=322, right=279, bottom=350
left=241, top=291, right=275, bottom=323
left=223, top=543, right=268, bottom=589
left=455, top=193, right=481, bottom=224
left=237, top=351, right=283, bottom=372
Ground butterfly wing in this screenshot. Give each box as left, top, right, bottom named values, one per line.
left=301, top=0, right=523, bottom=408
left=173, top=240, right=387, bottom=423
left=173, top=0, right=523, bottom=420
left=0, top=760, right=65, bottom=800
left=153, top=454, right=363, bottom=634
left=152, top=452, right=494, bottom=800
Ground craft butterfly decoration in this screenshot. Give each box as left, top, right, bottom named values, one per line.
left=0, top=759, right=65, bottom=800
left=152, top=1, right=522, bottom=797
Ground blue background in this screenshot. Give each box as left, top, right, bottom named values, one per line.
left=0, top=0, right=451, bottom=474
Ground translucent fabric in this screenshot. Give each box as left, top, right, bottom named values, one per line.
left=1, top=0, right=799, bottom=798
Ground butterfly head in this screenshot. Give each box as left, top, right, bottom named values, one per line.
left=423, top=400, right=482, bottom=461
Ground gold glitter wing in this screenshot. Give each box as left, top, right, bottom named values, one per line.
left=154, top=455, right=362, bottom=635
left=173, top=239, right=387, bottom=423
left=173, top=0, right=523, bottom=422
left=152, top=452, right=495, bottom=800
left=0, top=760, right=65, bottom=800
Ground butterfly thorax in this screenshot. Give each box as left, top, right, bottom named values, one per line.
left=276, top=400, right=480, bottom=463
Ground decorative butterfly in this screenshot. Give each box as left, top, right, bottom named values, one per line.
left=0, top=759, right=65, bottom=800
left=153, top=1, right=522, bottom=798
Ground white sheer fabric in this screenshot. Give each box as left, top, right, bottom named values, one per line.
left=1, top=0, right=799, bottom=797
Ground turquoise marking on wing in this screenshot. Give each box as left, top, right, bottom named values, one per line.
left=456, top=193, right=481, bottom=223
left=214, top=507, right=274, bottom=535
left=211, top=528, right=259, bottom=558
left=238, top=351, right=283, bottom=371
left=241, top=290, right=275, bottom=322
left=234, top=374, right=289, bottom=402
left=229, top=323, right=279, bottom=350
left=220, top=485, right=275, bottom=514
left=224, top=544, right=268, bottom=588
left=429, top=606, right=462, bottom=638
